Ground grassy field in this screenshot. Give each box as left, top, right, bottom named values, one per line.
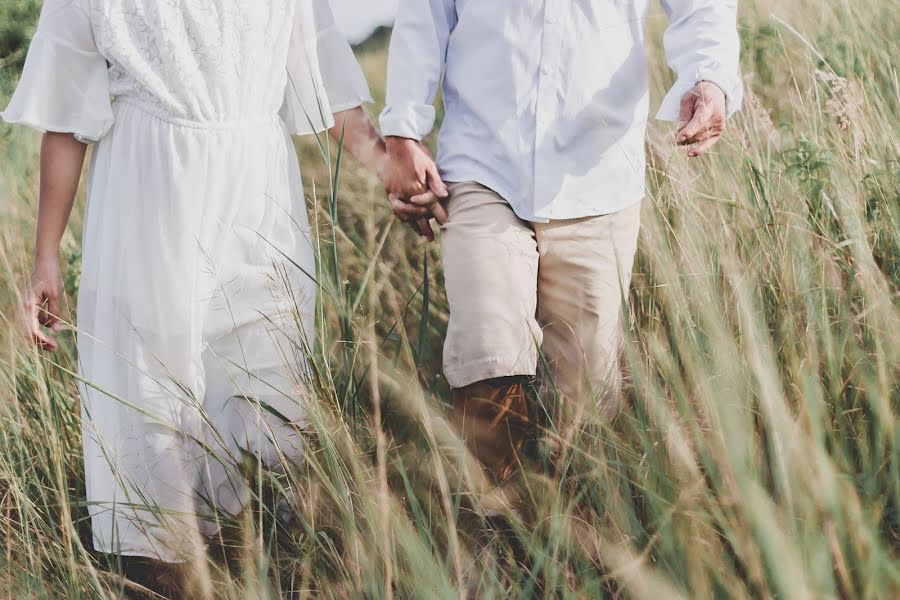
left=1, top=1, right=898, bottom=598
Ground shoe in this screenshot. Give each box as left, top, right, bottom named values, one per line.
left=452, top=377, right=532, bottom=484
left=118, top=556, right=192, bottom=599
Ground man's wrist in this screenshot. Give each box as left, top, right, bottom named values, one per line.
left=385, top=135, right=421, bottom=148
left=699, top=79, right=726, bottom=92
left=697, top=80, right=728, bottom=107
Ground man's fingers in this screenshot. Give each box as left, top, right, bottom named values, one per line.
left=688, top=134, right=722, bottom=158
left=425, top=163, right=449, bottom=198
left=406, top=181, right=429, bottom=198
left=687, top=124, right=723, bottom=146
left=430, top=201, right=449, bottom=226
left=676, top=82, right=727, bottom=149
left=677, top=104, right=709, bottom=144
left=679, top=106, right=724, bottom=146
left=393, top=167, right=428, bottom=198
left=677, top=92, right=697, bottom=132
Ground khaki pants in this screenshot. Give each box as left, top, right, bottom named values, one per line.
left=440, top=182, right=641, bottom=411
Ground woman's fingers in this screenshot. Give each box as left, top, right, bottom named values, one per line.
left=22, top=292, right=57, bottom=351
left=45, top=294, right=62, bottom=332
left=37, top=293, right=60, bottom=327
left=32, top=327, right=58, bottom=351
left=389, top=194, right=430, bottom=221
left=406, top=218, right=433, bottom=241
left=414, top=218, right=435, bottom=241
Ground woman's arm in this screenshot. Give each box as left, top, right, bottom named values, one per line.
left=25, top=132, right=86, bottom=351
left=328, top=107, right=437, bottom=238
left=328, top=107, right=388, bottom=180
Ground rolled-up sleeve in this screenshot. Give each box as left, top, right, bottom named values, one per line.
left=282, top=0, right=373, bottom=136
left=656, top=0, right=743, bottom=122
left=379, top=0, right=456, bottom=140
left=2, top=0, right=114, bottom=143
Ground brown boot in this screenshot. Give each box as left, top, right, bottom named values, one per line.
left=452, top=377, right=532, bottom=483
left=119, top=556, right=194, bottom=599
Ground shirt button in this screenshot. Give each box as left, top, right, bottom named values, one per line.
left=546, top=15, right=558, bottom=24
left=541, top=65, right=552, bottom=76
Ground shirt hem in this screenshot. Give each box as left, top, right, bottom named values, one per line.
left=438, top=165, right=646, bottom=223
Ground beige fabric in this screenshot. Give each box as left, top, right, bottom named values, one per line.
left=440, top=182, right=641, bottom=409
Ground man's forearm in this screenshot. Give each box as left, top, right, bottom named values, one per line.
left=35, top=132, right=86, bottom=261
left=379, top=0, right=456, bottom=140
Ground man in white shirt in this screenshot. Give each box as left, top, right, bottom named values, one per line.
left=380, top=0, right=742, bottom=482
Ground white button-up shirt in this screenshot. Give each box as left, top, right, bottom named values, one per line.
left=379, top=0, right=742, bottom=222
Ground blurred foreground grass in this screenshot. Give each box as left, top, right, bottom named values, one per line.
left=0, top=1, right=898, bottom=598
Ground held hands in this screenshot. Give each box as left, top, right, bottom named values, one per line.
left=676, top=81, right=728, bottom=158
left=23, top=255, right=64, bottom=351
left=382, top=137, right=449, bottom=241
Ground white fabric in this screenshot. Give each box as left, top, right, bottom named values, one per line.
left=3, top=0, right=370, bottom=562
left=380, top=0, right=743, bottom=223
left=1, top=0, right=114, bottom=142
left=283, top=0, right=374, bottom=133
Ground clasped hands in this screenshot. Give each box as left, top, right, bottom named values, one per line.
left=380, top=136, right=449, bottom=241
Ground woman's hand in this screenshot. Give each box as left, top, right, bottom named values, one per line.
left=27, top=131, right=87, bottom=351
left=23, top=256, right=64, bottom=351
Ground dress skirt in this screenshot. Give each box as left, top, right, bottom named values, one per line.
left=2, top=0, right=373, bottom=562
left=78, top=100, right=317, bottom=560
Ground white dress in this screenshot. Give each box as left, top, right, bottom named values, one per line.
left=2, top=0, right=371, bottom=562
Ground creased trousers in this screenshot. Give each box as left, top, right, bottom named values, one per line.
left=440, top=182, right=641, bottom=410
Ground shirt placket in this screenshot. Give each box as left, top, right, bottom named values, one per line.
left=533, top=0, right=564, bottom=221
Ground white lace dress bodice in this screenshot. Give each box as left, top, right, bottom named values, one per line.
left=97, top=0, right=294, bottom=122
left=3, top=0, right=371, bottom=562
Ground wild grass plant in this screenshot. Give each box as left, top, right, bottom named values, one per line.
left=0, top=0, right=897, bottom=597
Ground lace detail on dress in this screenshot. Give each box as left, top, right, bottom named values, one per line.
left=90, top=0, right=293, bottom=121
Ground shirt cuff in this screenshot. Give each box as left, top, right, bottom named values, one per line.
left=379, top=103, right=436, bottom=141
left=655, top=68, right=743, bottom=122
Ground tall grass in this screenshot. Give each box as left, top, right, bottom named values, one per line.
left=0, top=0, right=897, bottom=597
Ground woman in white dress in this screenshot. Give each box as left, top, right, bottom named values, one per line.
left=3, top=0, right=394, bottom=586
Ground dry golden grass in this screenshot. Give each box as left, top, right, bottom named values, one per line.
left=0, top=1, right=897, bottom=597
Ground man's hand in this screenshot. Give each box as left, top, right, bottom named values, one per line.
left=383, top=136, right=448, bottom=199
left=676, top=81, right=728, bottom=158
left=23, top=256, right=64, bottom=352
left=383, top=136, right=449, bottom=241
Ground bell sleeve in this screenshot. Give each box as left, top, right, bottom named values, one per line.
left=1, top=0, right=114, bottom=143
left=282, top=0, right=373, bottom=136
